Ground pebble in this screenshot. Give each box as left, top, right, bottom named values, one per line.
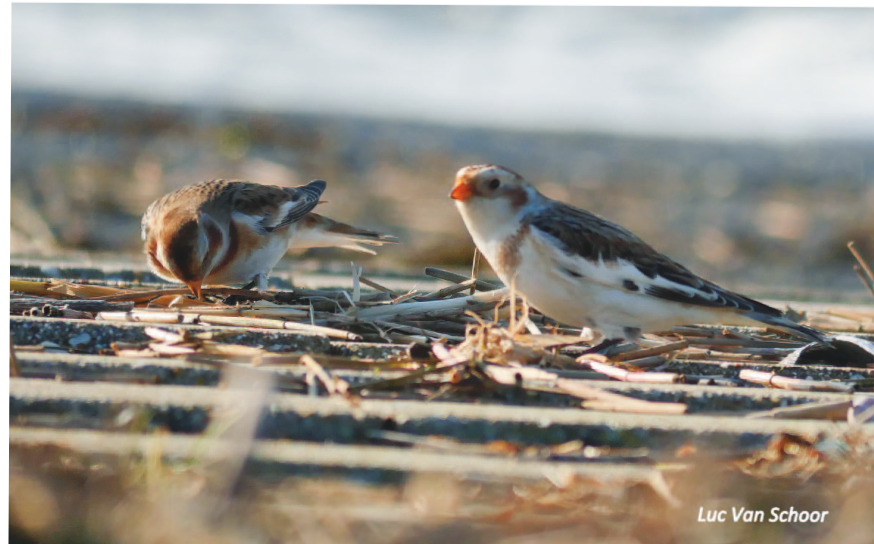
left=69, top=333, right=92, bottom=348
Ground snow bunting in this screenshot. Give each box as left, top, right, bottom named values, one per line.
left=450, top=164, right=829, bottom=346
left=142, top=179, right=396, bottom=298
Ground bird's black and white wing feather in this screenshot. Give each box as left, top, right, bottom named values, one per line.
left=528, top=200, right=829, bottom=344
left=230, top=179, right=327, bottom=234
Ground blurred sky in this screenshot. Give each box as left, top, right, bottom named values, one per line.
left=11, top=4, right=874, bottom=140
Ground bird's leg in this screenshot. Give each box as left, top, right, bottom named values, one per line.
left=256, top=273, right=269, bottom=292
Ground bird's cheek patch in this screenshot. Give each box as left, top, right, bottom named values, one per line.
left=506, top=187, right=529, bottom=208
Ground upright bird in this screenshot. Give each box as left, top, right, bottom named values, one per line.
left=450, top=164, right=829, bottom=347
left=142, top=179, right=396, bottom=298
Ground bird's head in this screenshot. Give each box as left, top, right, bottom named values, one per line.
left=450, top=164, right=537, bottom=230
left=450, top=164, right=531, bottom=205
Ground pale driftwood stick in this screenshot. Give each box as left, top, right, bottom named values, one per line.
left=555, top=378, right=687, bottom=415
left=195, top=315, right=362, bottom=341
left=745, top=399, right=852, bottom=420
left=417, top=279, right=478, bottom=301
left=611, top=340, right=689, bottom=362
left=424, top=267, right=501, bottom=292
left=588, top=361, right=680, bottom=384
left=738, top=369, right=854, bottom=393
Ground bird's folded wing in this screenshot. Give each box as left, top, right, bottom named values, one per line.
left=231, top=179, right=327, bottom=233
left=529, top=202, right=783, bottom=317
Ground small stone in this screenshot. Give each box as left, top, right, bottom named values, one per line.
left=69, top=333, right=91, bottom=348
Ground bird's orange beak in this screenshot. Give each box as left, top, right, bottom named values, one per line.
left=450, top=180, right=474, bottom=201
left=185, top=280, right=203, bottom=300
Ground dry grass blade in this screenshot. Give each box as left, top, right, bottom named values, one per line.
left=848, top=241, right=874, bottom=301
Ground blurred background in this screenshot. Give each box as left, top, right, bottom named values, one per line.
left=10, top=5, right=874, bottom=300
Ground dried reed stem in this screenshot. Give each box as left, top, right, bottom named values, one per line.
left=587, top=361, right=681, bottom=384
left=738, top=369, right=853, bottom=393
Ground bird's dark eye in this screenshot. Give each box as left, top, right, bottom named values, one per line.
left=488, top=178, right=501, bottom=190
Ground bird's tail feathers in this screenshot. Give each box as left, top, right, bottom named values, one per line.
left=746, top=312, right=832, bottom=347
left=291, top=213, right=398, bottom=255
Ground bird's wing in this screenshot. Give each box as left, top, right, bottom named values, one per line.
left=528, top=201, right=783, bottom=317
left=229, top=179, right=327, bottom=234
